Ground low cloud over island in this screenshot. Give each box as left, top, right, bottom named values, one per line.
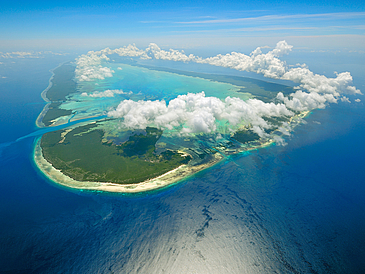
left=108, top=92, right=293, bottom=136
left=75, top=41, right=362, bottom=137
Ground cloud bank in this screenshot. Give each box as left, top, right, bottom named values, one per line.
left=75, top=41, right=361, bottom=99
left=0, top=51, right=41, bottom=58
left=81, top=89, right=132, bottom=98
left=0, top=51, right=68, bottom=59
left=75, top=52, right=114, bottom=81
left=75, top=41, right=362, bottom=137
left=108, top=92, right=293, bottom=136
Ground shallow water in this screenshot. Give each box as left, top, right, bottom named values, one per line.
left=0, top=55, right=365, bottom=273
left=61, top=63, right=250, bottom=124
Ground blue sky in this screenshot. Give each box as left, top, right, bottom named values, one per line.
left=1, top=0, right=364, bottom=51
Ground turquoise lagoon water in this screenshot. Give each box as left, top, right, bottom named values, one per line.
left=0, top=55, right=365, bottom=273
left=60, top=63, right=250, bottom=124
left=78, top=63, right=250, bottom=101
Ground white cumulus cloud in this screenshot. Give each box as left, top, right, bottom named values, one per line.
left=94, top=45, right=151, bottom=59
left=277, top=90, right=329, bottom=111
left=76, top=41, right=360, bottom=95
left=145, top=43, right=200, bottom=62
left=108, top=92, right=293, bottom=136
left=199, top=41, right=292, bottom=79
left=75, top=41, right=361, bottom=119
left=340, top=96, right=351, bottom=103
left=75, top=52, right=114, bottom=81
left=0, top=51, right=41, bottom=59
left=81, top=89, right=132, bottom=98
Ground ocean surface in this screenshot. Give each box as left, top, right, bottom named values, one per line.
left=0, top=53, right=364, bottom=273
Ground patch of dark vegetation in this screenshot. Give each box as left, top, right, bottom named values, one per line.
left=119, top=127, right=162, bottom=157
left=263, top=116, right=290, bottom=134
left=42, top=102, right=73, bottom=126
left=47, top=63, right=77, bottom=101
left=41, top=125, right=191, bottom=184
left=231, top=129, right=260, bottom=144
left=42, top=63, right=77, bottom=126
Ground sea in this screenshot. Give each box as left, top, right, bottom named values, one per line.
left=0, top=51, right=364, bottom=273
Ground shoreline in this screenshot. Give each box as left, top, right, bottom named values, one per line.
left=33, top=110, right=310, bottom=194
left=33, top=61, right=311, bottom=194
left=36, top=61, right=76, bottom=128
left=34, top=138, right=224, bottom=193
left=35, top=62, right=67, bottom=128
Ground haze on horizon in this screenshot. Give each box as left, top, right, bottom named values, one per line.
left=0, top=0, right=364, bottom=53
left=1, top=1, right=365, bottom=273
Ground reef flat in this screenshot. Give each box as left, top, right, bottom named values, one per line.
left=34, top=61, right=307, bottom=193
left=34, top=110, right=308, bottom=193
left=133, top=64, right=295, bottom=102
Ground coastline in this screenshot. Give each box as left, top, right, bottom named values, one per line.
left=33, top=110, right=310, bottom=194
left=34, top=137, right=224, bottom=193
left=36, top=61, right=77, bottom=128
left=35, top=62, right=67, bottom=128
left=33, top=61, right=311, bottom=194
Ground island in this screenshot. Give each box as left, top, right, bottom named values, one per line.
left=34, top=61, right=308, bottom=193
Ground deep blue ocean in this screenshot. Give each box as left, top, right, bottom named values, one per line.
left=0, top=53, right=364, bottom=273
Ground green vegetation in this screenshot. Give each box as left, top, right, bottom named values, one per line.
left=134, top=65, right=295, bottom=102
left=47, top=63, right=77, bottom=101
left=263, top=116, right=290, bottom=134
left=42, top=63, right=76, bottom=126
left=231, top=129, right=260, bottom=144
left=42, top=102, right=72, bottom=126
left=118, top=127, right=162, bottom=157
left=38, top=62, right=296, bottom=186
left=41, top=124, right=191, bottom=184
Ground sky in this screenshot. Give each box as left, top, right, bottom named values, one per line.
left=1, top=0, right=365, bottom=52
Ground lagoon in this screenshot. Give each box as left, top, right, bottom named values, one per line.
left=0, top=54, right=364, bottom=273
